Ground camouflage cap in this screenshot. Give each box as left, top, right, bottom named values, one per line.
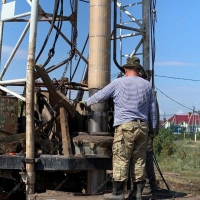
left=123, top=56, right=142, bottom=71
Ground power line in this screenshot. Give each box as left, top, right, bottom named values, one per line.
left=155, top=87, right=193, bottom=112
left=155, top=74, right=200, bottom=82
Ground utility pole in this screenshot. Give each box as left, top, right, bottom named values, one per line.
left=193, top=106, right=197, bottom=142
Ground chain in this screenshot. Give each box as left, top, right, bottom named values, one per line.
left=52, top=77, right=67, bottom=94
left=58, top=29, right=77, bottom=94
left=61, top=62, right=69, bottom=81
left=53, top=0, right=77, bottom=94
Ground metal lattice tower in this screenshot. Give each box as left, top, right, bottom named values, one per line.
left=0, top=0, right=154, bottom=196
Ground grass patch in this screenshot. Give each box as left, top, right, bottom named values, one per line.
left=154, top=137, right=200, bottom=180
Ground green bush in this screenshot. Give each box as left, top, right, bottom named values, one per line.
left=153, top=128, right=177, bottom=156
left=154, top=129, right=200, bottom=176
left=162, top=140, right=200, bottom=174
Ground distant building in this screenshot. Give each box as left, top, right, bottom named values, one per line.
left=162, top=112, right=200, bottom=134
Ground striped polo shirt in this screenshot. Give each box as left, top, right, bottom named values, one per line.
left=86, top=76, right=157, bottom=128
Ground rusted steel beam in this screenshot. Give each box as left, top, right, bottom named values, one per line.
left=35, top=64, right=75, bottom=118
left=60, top=107, right=73, bottom=156
left=35, top=81, right=87, bottom=87
left=40, top=87, right=88, bottom=92
left=1, top=81, right=88, bottom=88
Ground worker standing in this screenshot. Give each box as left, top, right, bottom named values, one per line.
left=82, top=57, right=157, bottom=200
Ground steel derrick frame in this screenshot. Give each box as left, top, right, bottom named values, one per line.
left=0, top=0, right=151, bottom=197
left=0, top=0, right=151, bottom=106
left=113, top=0, right=150, bottom=73
left=0, top=0, right=87, bottom=96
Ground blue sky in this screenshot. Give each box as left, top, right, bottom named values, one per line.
left=155, top=0, right=200, bottom=118
left=0, top=0, right=200, bottom=120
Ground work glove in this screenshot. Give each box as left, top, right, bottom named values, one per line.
left=79, top=100, right=87, bottom=109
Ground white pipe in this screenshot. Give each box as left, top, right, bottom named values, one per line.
left=0, top=85, right=26, bottom=101
left=0, top=78, right=26, bottom=85
left=2, top=12, right=31, bottom=21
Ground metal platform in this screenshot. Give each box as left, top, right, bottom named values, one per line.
left=0, top=154, right=112, bottom=170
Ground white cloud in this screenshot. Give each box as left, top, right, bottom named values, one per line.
left=155, top=60, right=199, bottom=67
left=2, top=45, right=27, bottom=59
left=176, top=110, right=184, bottom=114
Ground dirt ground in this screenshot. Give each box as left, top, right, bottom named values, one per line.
left=156, top=172, right=200, bottom=195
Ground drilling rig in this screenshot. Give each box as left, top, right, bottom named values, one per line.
left=0, top=0, right=156, bottom=199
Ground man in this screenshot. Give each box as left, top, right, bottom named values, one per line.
left=83, top=57, right=157, bottom=200
left=133, top=68, right=169, bottom=197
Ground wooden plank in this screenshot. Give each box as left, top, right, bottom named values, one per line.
left=60, top=107, right=73, bottom=156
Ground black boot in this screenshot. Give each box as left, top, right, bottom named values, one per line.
left=103, top=181, right=125, bottom=200
left=128, top=181, right=145, bottom=200
left=142, top=183, right=151, bottom=195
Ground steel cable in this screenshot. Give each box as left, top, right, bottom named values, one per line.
left=43, top=0, right=64, bottom=67
left=35, top=0, right=60, bottom=63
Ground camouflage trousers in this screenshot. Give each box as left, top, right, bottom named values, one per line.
left=113, top=120, right=148, bottom=182
left=145, top=135, right=156, bottom=184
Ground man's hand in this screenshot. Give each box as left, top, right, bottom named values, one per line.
left=79, top=100, right=87, bottom=107
left=79, top=100, right=87, bottom=110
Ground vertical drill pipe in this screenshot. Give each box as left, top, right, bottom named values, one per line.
left=142, top=0, right=150, bottom=71
left=25, top=0, right=39, bottom=196
left=87, top=0, right=111, bottom=194
left=87, top=0, right=111, bottom=193
left=0, top=0, right=6, bottom=70
left=88, top=0, right=111, bottom=132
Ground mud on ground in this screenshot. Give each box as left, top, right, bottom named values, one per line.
left=156, top=172, right=200, bottom=195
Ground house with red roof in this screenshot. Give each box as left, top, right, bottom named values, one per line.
left=163, top=112, right=200, bottom=134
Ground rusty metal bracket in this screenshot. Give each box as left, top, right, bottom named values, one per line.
left=20, top=171, right=35, bottom=185
left=35, top=64, right=75, bottom=118
left=23, top=158, right=39, bottom=163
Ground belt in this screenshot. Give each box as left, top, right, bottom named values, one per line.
left=133, top=119, right=145, bottom=122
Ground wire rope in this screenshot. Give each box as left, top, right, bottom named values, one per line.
left=35, top=0, right=60, bottom=63
left=43, top=0, right=64, bottom=67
